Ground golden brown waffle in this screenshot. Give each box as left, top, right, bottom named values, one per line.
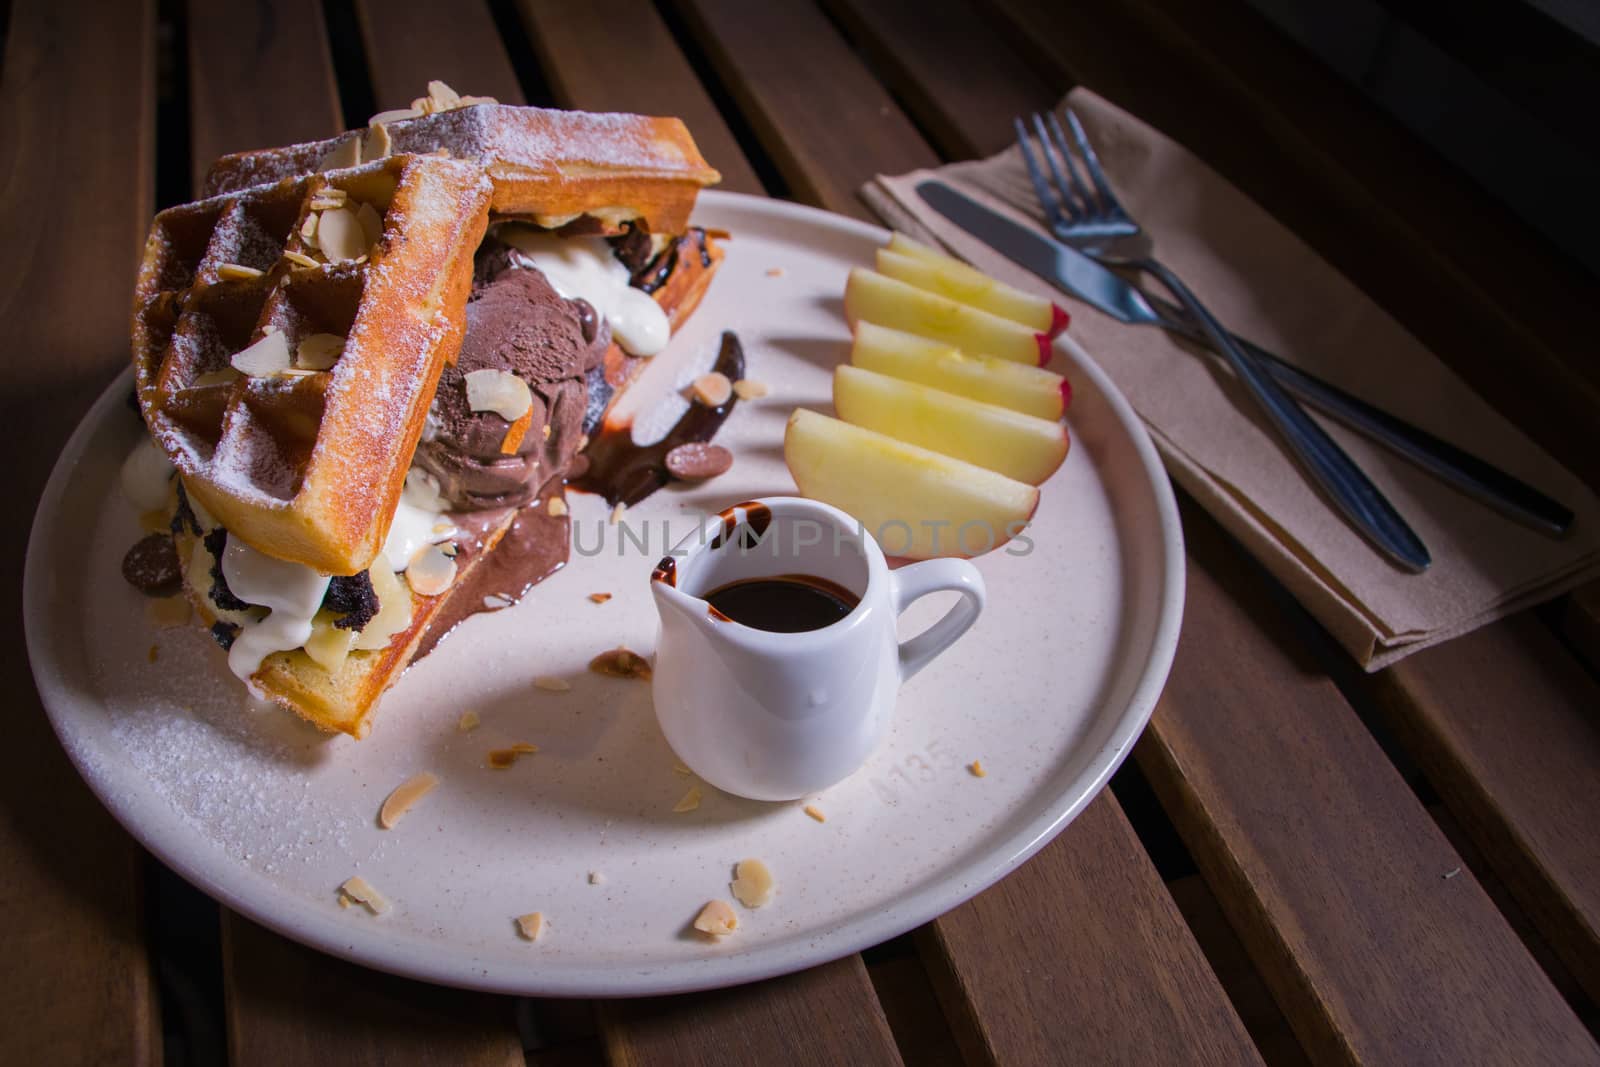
left=133, top=155, right=493, bottom=575
left=166, top=253, right=721, bottom=738
left=201, top=103, right=720, bottom=236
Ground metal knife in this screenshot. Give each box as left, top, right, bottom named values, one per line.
left=916, top=180, right=1573, bottom=537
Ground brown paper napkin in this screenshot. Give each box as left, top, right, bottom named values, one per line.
left=861, top=88, right=1600, bottom=669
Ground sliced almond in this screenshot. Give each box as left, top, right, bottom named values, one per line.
left=515, top=912, right=544, bottom=941
left=405, top=543, right=457, bottom=596
left=360, top=123, right=392, bottom=163
left=672, top=785, right=702, bottom=813
left=427, top=79, right=462, bottom=111
left=589, top=647, right=652, bottom=680
left=369, top=106, right=424, bottom=126
left=692, top=899, right=737, bottom=937
left=464, top=368, right=532, bottom=421
left=378, top=771, right=439, bottom=829
left=231, top=331, right=292, bottom=376
left=730, top=858, right=775, bottom=908
left=356, top=200, right=384, bottom=249
left=499, top=406, right=533, bottom=454
left=732, top=378, right=769, bottom=400
left=546, top=496, right=568, bottom=517
left=317, top=206, right=367, bottom=263
left=457, top=709, right=481, bottom=732
left=803, top=804, right=826, bottom=823
left=690, top=371, right=732, bottom=407
left=296, top=332, right=345, bottom=370
left=317, top=136, right=360, bottom=171
left=339, top=875, right=390, bottom=916
left=217, top=262, right=263, bottom=281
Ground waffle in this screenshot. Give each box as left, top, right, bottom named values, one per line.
left=133, top=155, right=494, bottom=575
left=203, top=103, right=721, bottom=237
left=169, top=248, right=722, bottom=738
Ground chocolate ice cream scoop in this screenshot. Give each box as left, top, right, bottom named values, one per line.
left=415, top=267, right=610, bottom=510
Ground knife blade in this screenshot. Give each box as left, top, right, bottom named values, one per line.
left=915, top=180, right=1573, bottom=537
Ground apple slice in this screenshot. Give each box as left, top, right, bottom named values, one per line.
left=844, top=268, right=1050, bottom=366
left=876, top=243, right=1067, bottom=337
left=785, top=409, right=1038, bottom=559
left=852, top=321, right=1069, bottom=420
left=833, top=366, right=1068, bottom=485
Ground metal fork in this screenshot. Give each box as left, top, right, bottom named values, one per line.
left=1018, top=109, right=1431, bottom=573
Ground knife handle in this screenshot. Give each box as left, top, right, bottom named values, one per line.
left=1138, top=257, right=1432, bottom=572
left=1155, top=307, right=1574, bottom=537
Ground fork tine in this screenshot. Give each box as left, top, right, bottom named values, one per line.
left=1063, top=108, right=1128, bottom=218
left=1040, top=111, right=1098, bottom=219
left=1030, top=113, right=1083, bottom=223
left=1013, top=116, right=1074, bottom=229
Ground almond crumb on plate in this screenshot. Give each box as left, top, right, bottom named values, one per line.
left=515, top=912, right=544, bottom=941
left=673, top=785, right=702, bottom=813
left=732, top=378, right=770, bottom=400
left=588, top=592, right=613, bottom=604
left=589, top=647, right=651, bottom=680
left=730, top=859, right=776, bottom=908
left=457, top=710, right=481, bottom=732
left=378, top=771, right=439, bottom=829
left=533, top=675, right=571, bottom=692
left=339, top=876, right=390, bottom=916
left=969, top=760, right=987, bottom=778
left=693, top=900, right=738, bottom=936
left=803, top=804, right=826, bottom=823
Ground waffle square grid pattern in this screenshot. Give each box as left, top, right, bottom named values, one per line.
left=132, top=155, right=494, bottom=575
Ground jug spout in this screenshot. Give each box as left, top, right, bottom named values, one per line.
left=651, top=559, right=719, bottom=638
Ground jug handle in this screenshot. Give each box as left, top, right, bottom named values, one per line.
left=890, top=558, right=986, bottom=681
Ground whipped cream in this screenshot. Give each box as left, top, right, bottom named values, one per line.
left=221, top=537, right=331, bottom=691
left=498, top=227, right=670, bottom=357
left=121, top=437, right=175, bottom=511
left=382, top=468, right=457, bottom=572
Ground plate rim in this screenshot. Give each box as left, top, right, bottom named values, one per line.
left=24, top=189, right=1185, bottom=996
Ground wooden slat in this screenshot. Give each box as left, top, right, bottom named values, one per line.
left=1137, top=499, right=1600, bottom=1064
left=922, top=796, right=1263, bottom=1065
left=514, top=0, right=764, bottom=196
left=986, top=0, right=1600, bottom=493
left=0, top=2, right=161, bottom=1064
left=1562, top=581, right=1600, bottom=670
left=1371, top=614, right=1600, bottom=1003
left=669, top=0, right=941, bottom=220
left=820, top=0, right=1057, bottom=159
left=186, top=0, right=344, bottom=186
left=599, top=956, right=902, bottom=1067
left=222, top=912, right=524, bottom=1067
left=354, top=0, right=527, bottom=110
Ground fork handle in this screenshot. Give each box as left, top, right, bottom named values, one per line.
left=1136, top=258, right=1432, bottom=573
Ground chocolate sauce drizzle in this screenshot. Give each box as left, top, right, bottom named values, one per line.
left=574, top=331, right=746, bottom=507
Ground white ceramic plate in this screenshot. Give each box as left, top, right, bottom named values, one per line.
left=24, top=192, right=1183, bottom=996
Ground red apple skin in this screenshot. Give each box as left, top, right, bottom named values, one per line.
left=1048, top=304, right=1071, bottom=338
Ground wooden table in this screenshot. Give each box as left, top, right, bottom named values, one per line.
left=5, top=2, right=1598, bottom=1063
